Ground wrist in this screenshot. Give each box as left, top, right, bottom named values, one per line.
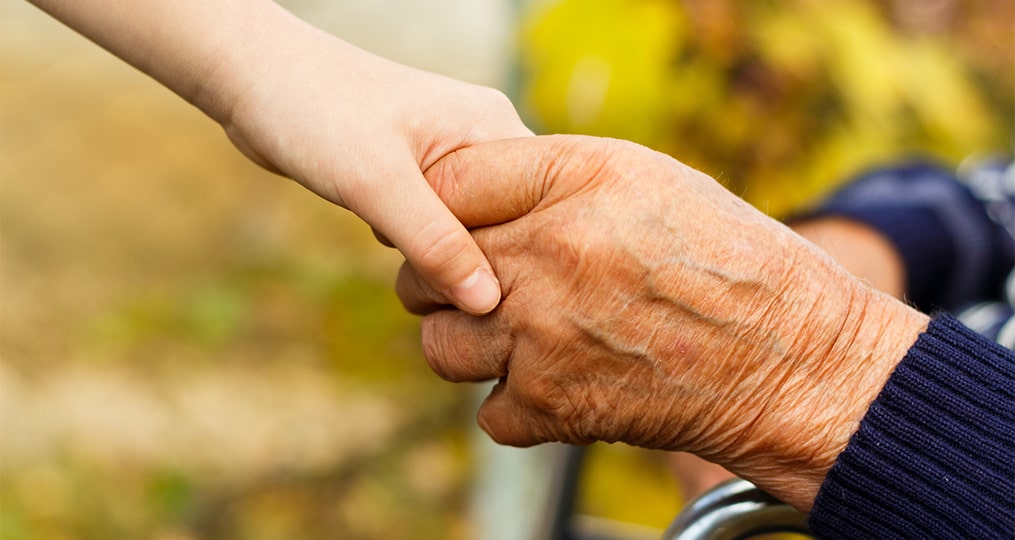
left=184, top=1, right=310, bottom=124
left=722, top=241, right=928, bottom=511
left=29, top=0, right=311, bottom=126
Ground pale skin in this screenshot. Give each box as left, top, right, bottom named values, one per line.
left=398, top=135, right=929, bottom=511
left=27, top=0, right=532, bottom=315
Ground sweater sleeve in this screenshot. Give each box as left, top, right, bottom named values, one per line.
left=808, top=314, right=1015, bottom=539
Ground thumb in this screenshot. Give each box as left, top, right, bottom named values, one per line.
left=350, top=165, right=502, bottom=316
left=423, top=134, right=606, bottom=228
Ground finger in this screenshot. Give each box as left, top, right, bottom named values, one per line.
left=347, top=163, right=501, bottom=316
left=478, top=383, right=595, bottom=448
left=396, top=259, right=448, bottom=315
left=475, top=381, right=546, bottom=447
left=419, top=308, right=513, bottom=383
left=422, top=134, right=612, bottom=228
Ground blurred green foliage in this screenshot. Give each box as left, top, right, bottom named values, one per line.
left=520, top=0, right=1013, bottom=215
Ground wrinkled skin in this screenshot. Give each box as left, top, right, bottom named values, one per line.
left=668, top=214, right=909, bottom=501
left=398, top=135, right=928, bottom=510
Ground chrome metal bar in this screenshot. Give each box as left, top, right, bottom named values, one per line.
left=662, top=479, right=812, bottom=540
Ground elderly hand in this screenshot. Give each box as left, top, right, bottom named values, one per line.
left=399, top=135, right=928, bottom=510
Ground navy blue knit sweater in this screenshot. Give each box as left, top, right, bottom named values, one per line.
left=801, top=160, right=1015, bottom=538
left=809, top=314, right=1015, bottom=538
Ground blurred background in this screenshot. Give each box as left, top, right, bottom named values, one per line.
left=1, top=0, right=1011, bottom=539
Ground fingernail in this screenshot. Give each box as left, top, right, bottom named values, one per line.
left=451, top=267, right=501, bottom=314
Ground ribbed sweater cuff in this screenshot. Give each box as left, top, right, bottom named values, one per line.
left=809, top=314, right=1015, bottom=539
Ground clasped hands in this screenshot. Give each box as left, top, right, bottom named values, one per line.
left=23, top=0, right=973, bottom=524
left=396, top=135, right=929, bottom=511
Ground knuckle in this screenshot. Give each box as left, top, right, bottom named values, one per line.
left=463, top=87, right=529, bottom=139
left=516, top=373, right=573, bottom=418
left=514, top=372, right=602, bottom=445
left=531, top=218, right=583, bottom=267
left=469, top=87, right=516, bottom=119
left=425, top=150, right=464, bottom=200
left=478, top=86, right=512, bottom=108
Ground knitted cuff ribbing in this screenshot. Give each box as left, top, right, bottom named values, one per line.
left=809, top=314, right=1015, bottom=539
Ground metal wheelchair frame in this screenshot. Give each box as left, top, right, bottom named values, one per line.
left=535, top=445, right=813, bottom=540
